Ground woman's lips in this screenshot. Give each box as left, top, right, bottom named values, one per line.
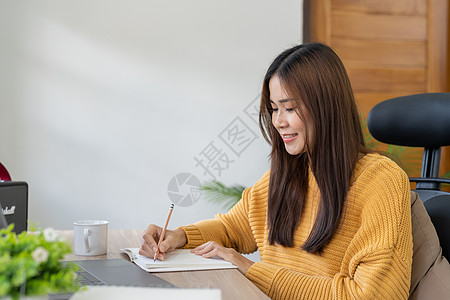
left=281, top=133, right=298, bottom=143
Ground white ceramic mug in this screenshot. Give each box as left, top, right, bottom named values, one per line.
left=73, top=220, right=108, bottom=256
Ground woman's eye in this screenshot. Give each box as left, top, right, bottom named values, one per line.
left=271, top=108, right=278, bottom=112
left=286, top=108, right=294, bottom=112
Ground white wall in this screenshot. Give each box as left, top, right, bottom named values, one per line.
left=0, top=0, right=302, bottom=230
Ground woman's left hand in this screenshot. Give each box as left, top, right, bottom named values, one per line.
left=191, top=241, right=254, bottom=275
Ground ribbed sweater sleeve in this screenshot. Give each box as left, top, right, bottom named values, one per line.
left=245, top=157, right=413, bottom=299
left=179, top=186, right=258, bottom=254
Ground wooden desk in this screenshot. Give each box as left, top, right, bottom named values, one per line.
left=58, top=229, right=269, bottom=300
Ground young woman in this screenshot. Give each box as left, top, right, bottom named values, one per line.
left=140, top=43, right=413, bottom=299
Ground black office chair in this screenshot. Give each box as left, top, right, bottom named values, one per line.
left=367, top=93, right=450, bottom=260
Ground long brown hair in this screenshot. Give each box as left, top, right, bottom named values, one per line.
left=259, top=43, right=367, bottom=253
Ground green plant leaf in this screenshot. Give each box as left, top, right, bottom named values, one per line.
left=0, top=225, right=81, bottom=297
left=202, top=181, right=246, bottom=210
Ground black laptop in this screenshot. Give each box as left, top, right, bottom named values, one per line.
left=45, top=258, right=176, bottom=299
left=0, top=181, right=28, bottom=233
left=1, top=209, right=175, bottom=299
left=74, top=258, right=176, bottom=287
left=0, top=183, right=176, bottom=299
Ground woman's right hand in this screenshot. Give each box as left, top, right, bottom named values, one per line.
left=139, top=224, right=187, bottom=261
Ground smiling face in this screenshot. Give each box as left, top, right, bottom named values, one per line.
left=269, top=75, right=313, bottom=156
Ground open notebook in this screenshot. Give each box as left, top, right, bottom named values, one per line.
left=121, top=248, right=237, bottom=273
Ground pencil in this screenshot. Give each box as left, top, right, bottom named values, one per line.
left=154, top=203, right=175, bottom=262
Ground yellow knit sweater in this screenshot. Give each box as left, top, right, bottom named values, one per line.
left=180, top=153, right=413, bottom=299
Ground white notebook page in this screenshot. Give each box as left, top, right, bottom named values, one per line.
left=121, top=248, right=237, bottom=272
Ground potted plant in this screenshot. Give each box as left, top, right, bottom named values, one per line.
left=0, top=225, right=81, bottom=300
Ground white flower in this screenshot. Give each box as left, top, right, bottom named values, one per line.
left=32, top=246, right=49, bottom=264
left=43, top=227, right=59, bottom=242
